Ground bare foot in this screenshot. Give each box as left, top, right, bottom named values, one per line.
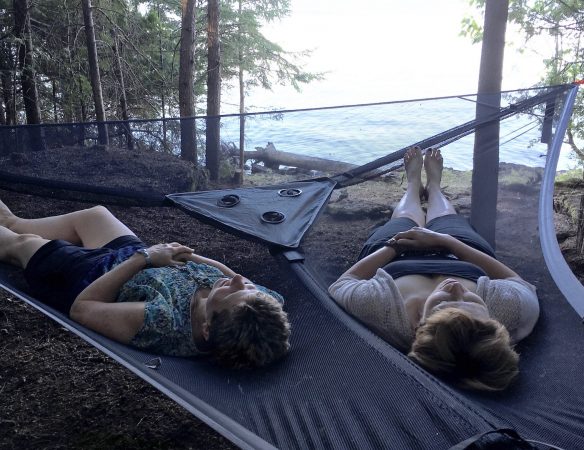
left=404, top=146, right=423, bottom=186
left=424, top=147, right=444, bottom=191
left=0, top=199, right=16, bottom=228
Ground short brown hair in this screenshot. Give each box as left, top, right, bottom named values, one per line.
left=408, top=308, right=519, bottom=391
left=207, top=292, right=291, bottom=369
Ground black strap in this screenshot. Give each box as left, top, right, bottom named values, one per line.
left=450, top=428, right=534, bottom=450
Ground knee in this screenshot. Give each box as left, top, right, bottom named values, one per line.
left=88, top=205, right=110, bottom=215
left=3, top=233, right=44, bottom=268
left=84, top=205, right=112, bottom=221
left=2, top=213, right=18, bottom=231
left=15, top=232, right=42, bottom=241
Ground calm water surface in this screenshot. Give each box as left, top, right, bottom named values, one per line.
left=221, top=98, right=575, bottom=171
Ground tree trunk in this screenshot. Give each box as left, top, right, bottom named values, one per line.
left=158, top=3, right=168, bottom=152
left=0, top=91, right=5, bottom=125
left=470, top=0, right=508, bottom=248
left=52, top=79, right=58, bottom=122
left=206, top=0, right=221, bottom=180
left=13, top=0, right=45, bottom=151
left=244, top=143, right=357, bottom=173
left=13, top=0, right=41, bottom=125
left=77, top=76, right=87, bottom=146
left=237, top=0, right=244, bottom=184
left=111, top=28, right=133, bottom=150
left=0, top=54, right=16, bottom=125
left=64, top=7, right=76, bottom=123
left=0, top=42, right=13, bottom=124
left=78, top=76, right=87, bottom=122
left=238, top=66, right=245, bottom=182
left=81, top=0, right=108, bottom=145
left=577, top=189, right=584, bottom=255
left=178, top=0, right=196, bottom=163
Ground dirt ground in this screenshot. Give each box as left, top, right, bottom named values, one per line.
left=0, top=193, right=242, bottom=450
left=1, top=157, right=583, bottom=449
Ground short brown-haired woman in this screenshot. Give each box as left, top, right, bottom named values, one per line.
left=0, top=201, right=290, bottom=369
left=329, top=147, right=539, bottom=390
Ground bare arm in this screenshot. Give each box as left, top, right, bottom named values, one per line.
left=393, top=227, right=519, bottom=279
left=442, top=235, right=518, bottom=279
left=181, top=253, right=236, bottom=277
left=340, top=245, right=400, bottom=280
left=70, top=242, right=193, bottom=343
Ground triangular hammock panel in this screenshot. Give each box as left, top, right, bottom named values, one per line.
left=167, top=178, right=336, bottom=248
left=1, top=84, right=583, bottom=449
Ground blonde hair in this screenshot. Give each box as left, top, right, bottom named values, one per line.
left=408, top=308, right=519, bottom=391
left=207, top=292, right=291, bottom=369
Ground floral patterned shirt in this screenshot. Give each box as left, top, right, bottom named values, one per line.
left=116, top=261, right=284, bottom=357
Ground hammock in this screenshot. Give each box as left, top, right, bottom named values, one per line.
left=1, top=84, right=583, bottom=449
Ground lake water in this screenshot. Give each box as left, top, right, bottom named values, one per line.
left=220, top=96, right=577, bottom=172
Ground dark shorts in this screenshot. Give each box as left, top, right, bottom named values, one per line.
left=24, top=235, right=146, bottom=314
left=358, top=214, right=496, bottom=260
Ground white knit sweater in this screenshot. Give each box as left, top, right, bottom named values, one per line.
left=328, top=269, right=539, bottom=352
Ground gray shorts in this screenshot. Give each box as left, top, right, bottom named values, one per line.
left=358, top=214, right=495, bottom=260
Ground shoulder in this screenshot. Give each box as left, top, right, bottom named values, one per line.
left=328, top=269, right=413, bottom=351
left=328, top=269, right=400, bottom=307
left=256, top=284, right=285, bottom=305
left=477, top=276, right=540, bottom=343
left=131, top=298, right=200, bottom=357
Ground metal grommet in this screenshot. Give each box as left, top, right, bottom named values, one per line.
left=278, top=188, right=302, bottom=197
left=261, top=211, right=285, bottom=224
left=217, top=194, right=240, bottom=207
left=145, top=357, right=162, bottom=369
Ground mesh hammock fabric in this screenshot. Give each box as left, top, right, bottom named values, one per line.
left=1, top=84, right=583, bottom=449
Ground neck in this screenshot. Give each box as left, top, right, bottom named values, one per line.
left=190, top=292, right=210, bottom=351
left=403, top=295, right=426, bottom=327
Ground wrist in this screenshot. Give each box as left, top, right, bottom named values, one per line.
left=383, top=238, right=402, bottom=255
left=135, top=248, right=153, bottom=268
left=440, top=234, right=457, bottom=251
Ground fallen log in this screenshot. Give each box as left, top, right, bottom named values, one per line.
left=244, top=142, right=357, bottom=173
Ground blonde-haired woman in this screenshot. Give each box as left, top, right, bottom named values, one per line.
left=329, top=147, right=539, bottom=391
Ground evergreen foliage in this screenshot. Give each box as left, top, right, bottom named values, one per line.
left=0, top=0, right=320, bottom=124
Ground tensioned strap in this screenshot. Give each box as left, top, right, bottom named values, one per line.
left=332, top=84, right=572, bottom=188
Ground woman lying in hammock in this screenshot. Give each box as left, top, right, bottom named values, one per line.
left=0, top=200, right=290, bottom=369
left=329, top=147, right=539, bottom=391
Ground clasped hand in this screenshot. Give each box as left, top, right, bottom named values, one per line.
left=391, top=227, right=449, bottom=251
left=145, top=242, right=194, bottom=267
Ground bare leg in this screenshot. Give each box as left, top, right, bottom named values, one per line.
left=424, top=148, right=456, bottom=223
left=0, top=226, right=49, bottom=269
left=392, top=146, right=425, bottom=227
left=0, top=200, right=136, bottom=248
